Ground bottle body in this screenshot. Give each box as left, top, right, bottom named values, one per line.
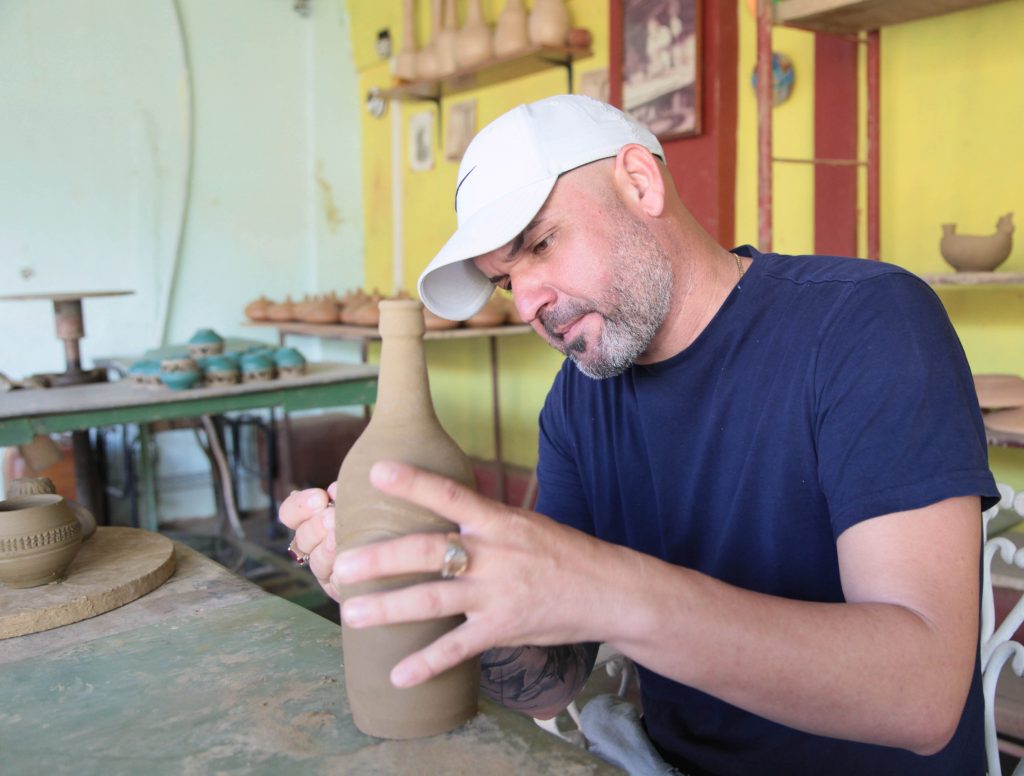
left=335, top=299, right=479, bottom=739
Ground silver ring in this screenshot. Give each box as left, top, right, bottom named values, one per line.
left=440, top=533, right=469, bottom=579
left=288, top=542, right=311, bottom=566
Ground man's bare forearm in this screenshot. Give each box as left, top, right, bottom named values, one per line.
left=480, top=643, right=599, bottom=719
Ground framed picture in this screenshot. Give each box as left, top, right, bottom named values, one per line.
left=621, top=0, right=701, bottom=140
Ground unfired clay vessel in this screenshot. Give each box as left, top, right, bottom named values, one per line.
left=415, top=0, right=441, bottom=80
left=494, top=0, right=529, bottom=57
left=434, top=0, right=458, bottom=76
left=465, top=292, right=507, bottom=328
left=455, top=0, right=492, bottom=69
left=394, top=0, right=418, bottom=81
left=0, top=495, right=84, bottom=588
left=244, top=296, right=273, bottom=321
left=4, top=478, right=97, bottom=540
left=940, top=213, right=1014, bottom=272
left=528, top=0, right=570, bottom=47
left=334, top=299, right=479, bottom=739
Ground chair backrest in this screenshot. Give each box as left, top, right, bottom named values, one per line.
left=982, top=483, right=1024, bottom=776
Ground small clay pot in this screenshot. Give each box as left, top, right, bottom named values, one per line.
left=465, top=293, right=507, bottom=328
left=5, top=476, right=56, bottom=499
left=423, top=306, right=461, bottom=331
left=244, top=295, right=274, bottom=321
left=160, top=357, right=201, bottom=391
left=299, top=295, right=340, bottom=324
left=455, top=0, right=492, bottom=69
left=494, top=0, right=529, bottom=57
left=0, top=495, right=84, bottom=588
left=274, top=347, right=307, bottom=379
left=940, top=213, right=1014, bottom=272
left=187, top=328, right=225, bottom=358
left=528, top=0, right=570, bottom=47
left=240, top=354, right=276, bottom=383
left=267, top=295, right=297, bottom=322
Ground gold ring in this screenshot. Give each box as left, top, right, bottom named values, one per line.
left=440, top=533, right=469, bottom=579
left=288, top=542, right=311, bottom=566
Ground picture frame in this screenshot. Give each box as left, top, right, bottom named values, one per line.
left=621, top=0, right=701, bottom=140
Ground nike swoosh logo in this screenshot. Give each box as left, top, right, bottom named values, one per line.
left=454, top=166, right=476, bottom=213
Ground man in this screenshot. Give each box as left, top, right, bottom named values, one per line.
left=280, top=95, right=998, bottom=774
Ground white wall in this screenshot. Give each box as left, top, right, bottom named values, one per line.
left=0, top=0, right=365, bottom=517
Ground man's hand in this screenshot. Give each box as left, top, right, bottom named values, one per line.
left=278, top=482, right=341, bottom=603
left=330, top=460, right=626, bottom=691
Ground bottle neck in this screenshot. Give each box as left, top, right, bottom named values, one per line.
left=373, top=332, right=437, bottom=422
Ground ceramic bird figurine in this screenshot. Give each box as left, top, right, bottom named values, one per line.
left=940, top=212, right=1014, bottom=272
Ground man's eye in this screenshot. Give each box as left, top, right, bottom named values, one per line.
left=533, top=234, right=553, bottom=254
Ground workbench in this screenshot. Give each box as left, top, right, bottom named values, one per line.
left=0, top=543, right=619, bottom=775
left=0, top=362, right=378, bottom=530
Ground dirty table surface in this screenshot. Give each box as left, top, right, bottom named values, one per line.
left=0, top=543, right=619, bottom=775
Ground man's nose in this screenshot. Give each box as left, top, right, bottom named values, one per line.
left=509, top=273, right=556, bottom=325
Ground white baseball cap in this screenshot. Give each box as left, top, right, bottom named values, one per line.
left=417, top=95, right=664, bottom=320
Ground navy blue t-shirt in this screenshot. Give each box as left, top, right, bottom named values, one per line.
left=535, top=247, right=999, bottom=775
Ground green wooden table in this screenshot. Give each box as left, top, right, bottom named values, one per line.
left=0, top=544, right=619, bottom=775
left=0, top=362, right=378, bottom=530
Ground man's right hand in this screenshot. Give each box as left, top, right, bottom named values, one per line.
left=278, top=483, right=340, bottom=603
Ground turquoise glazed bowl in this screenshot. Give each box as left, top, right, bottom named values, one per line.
left=159, top=357, right=200, bottom=391
left=187, top=328, right=225, bottom=358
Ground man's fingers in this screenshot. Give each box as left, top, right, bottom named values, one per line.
left=390, top=623, right=490, bottom=689
left=333, top=532, right=458, bottom=586
left=369, top=461, right=494, bottom=531
left=278, top=488, right=330, bottom=530
left=341, top=578, right=465, bottom=630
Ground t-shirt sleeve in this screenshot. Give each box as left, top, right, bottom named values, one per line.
left=814, top=271, right=999, bottom=538
left=534, top=366, right=596, bottom=535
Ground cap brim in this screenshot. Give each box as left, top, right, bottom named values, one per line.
left=418, top=175, right=558, bottom=320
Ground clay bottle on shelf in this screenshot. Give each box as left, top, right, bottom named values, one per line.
left=494, top=0, right=529, bottom=57
left=334, top=299, right=479, bottom=739
left=394, top=0, right=418, bottom=81
left=528, top=0, right=570, bottom=47
left=455, top=0, right=492, bottom=69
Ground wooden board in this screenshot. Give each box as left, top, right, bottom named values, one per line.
left=774, top=0, right=1012, bottom=35
left=0, top=527, right=175, bottom=639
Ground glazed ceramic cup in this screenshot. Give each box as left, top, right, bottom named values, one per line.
left=0, top=495, right=84, bottom=588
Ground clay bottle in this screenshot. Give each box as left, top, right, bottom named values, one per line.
left=494, top=0, right=529, bottom=57
left=528, top=0, right=570, bottom=47
left=455, top=0, right=492, bottom=69
left=334, top=299, right=479, bottom=739
left=394, top=0, right=418, bottom=81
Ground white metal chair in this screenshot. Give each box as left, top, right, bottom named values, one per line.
left=982, top=482, right=1024, bottom=775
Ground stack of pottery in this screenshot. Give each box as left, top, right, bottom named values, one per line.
left=187, top=329, right=225, bottom=358
left=976, top=372, right=1024, bottom=444
left=160, top=357, right=201, bottom=391
left=0, top=494, right=84, bottom=588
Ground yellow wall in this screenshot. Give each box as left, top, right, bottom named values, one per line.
left=348, top=0, right=1024, bottom=490
left=349, top=1, right=608, bottom=469
left=737, top=0, right=1024, bottom=490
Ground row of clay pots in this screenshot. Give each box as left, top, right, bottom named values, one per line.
left=395, top=0, right=572, bottom=82
left=245, top=290, right=526, bottom=330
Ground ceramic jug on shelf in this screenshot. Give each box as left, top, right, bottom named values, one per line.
left=434, top=0, right=458, bottom=76
left=415, top=0, right=441, bottom=81
left=394, top=0, right=418, bottom=81
left=455, top=0, right=492, bottom=70
left=528, top=0, right=570, bottom=47
left=334, top=299, right=479, bottom=739
left=494, top=0, right=529, bottom=57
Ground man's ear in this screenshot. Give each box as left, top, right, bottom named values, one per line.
left=614, top=144, right=666, bottom=218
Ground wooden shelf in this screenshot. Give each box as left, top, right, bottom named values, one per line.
left=774, top=0, right=1012, bottom=35
left=244, top=320, right=533, bottom=341
left=921, top=271, right=1024, bottom=287
left=376, top=45, right=592, bottom=103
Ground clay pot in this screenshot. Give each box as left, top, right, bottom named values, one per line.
left=455, top=0, right=492, bottom=69
left=267, top=295, right=296, bottom=322
left=494, top=0, right=529, bottom=57
left=940, top=213, right=1014, bottom=272
left=187, top=328, right=225, bottom=358
left=5, top=476, right=56, bottom=499
left=415, top=0, right=441, bottom=80
left=300, top=295, right=340, bottom=324
left=394, top=0, right=418, bottom=81
left=423, top=305, right=461, bottom=331
left=335, top=299, right=479, bottom=738
left=244, top=295, right=274, bottom=321
left=341, top=292, right=383, bottom=327
left=528, top=0, right=570, bottom=47
left=465, top=292, right=507, bottom=328
left=0, top=495, right=84, bottom=588
left=159, top=358, right=201, bottom=391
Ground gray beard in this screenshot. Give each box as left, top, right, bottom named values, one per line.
left=540, top=218, right=674, bottom=380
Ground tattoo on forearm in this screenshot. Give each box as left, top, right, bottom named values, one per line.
left=479, top=643, right=599, bottom=716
